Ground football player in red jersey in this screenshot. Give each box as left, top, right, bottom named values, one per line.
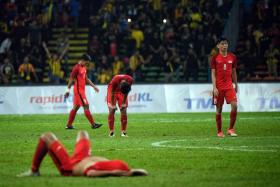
left=64, top=54, right=102, bottom=129
left=211, top=38, right=238, bottom=137
left=17, top=131, right=148, bottom=177
left=107, top=74, right=133, bottom=137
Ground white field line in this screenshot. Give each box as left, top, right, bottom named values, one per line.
left=151, top=138, right=280, bottom=153
left=5, top=136, right=280, bottom=155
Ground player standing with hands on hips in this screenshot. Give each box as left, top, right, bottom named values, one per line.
left=211, top=37, right=238, bottom=138
left=107, top=75, right=133, bottom=137
left=64, top=54, right=102, bottom=129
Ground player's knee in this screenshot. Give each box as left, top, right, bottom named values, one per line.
left=41, top=132, right=57, bottom=144
left=109, top=109, right=116, bottom=114
left=73, top=106, right=80, bottom=111
left=77, top=130, right=89, bottom=141
left=232, top=104, right=238, bottom=111
left=120, top=108, right=127, bottom=114
left=83, top=105, right=89, bottom=110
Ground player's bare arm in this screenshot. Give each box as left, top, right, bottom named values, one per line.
left=65, top=77, right=74, bottom=98
left=86, top=76, right=99, bottom=93
left=211, top=69, right=219, bottom=97
left=232, top=68, right=238, bottom=93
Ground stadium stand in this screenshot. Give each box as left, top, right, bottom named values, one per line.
left=0, top=0, right=279, bottom=85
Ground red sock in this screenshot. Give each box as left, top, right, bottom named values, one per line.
left=84, top=109, right=95, bottom=125
left=216, top=114, right=222, bottom=132
left=121, top=114, right=127, bottom=132
left=31, top=138, right=48, bottom=172
left=108, top=113, right=114, bottom=131
left=67, top=109, right=77, bottom=126
left=230, top=111, right=237, bottom=129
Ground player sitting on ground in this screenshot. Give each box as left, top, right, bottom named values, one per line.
left=17, top=131, right=148, bottom=177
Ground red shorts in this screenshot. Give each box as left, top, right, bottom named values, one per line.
left=73, top=91, right=89, bottom=106
left=213, top=88, right=237, bottom=106
left=106, top=86, right=128, bottom=108
left=49, top=138, right=91, bottom=176
left=84, top=160, right=130, bottom=175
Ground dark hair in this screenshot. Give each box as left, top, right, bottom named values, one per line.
left=81, top=54, right=92, bottom=61
left=217, top=37, right=229, bottom=44
left=120, top=81, right=131, bottom=94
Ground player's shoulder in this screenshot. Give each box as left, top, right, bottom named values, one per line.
left=228, top=52, right=237, bottom=58
left=72, top=63, right=81, bottom=69
left=211, top=53, right=219, bottom=61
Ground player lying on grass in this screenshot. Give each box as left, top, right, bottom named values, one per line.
left=17, top=131, right=148, bottom=177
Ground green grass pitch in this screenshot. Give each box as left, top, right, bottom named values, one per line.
left=0, top=112, right=280, bottom=187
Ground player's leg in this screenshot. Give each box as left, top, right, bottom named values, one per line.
left=225, top=89, right=238, bottom=136
left=83, top=104, right=102, bottom=129
left=118, top=93, right=129, bottom=137
left=107, top=89, right=117, bottom=137
left=18, top=132, right=71, bottom=177
left=66, top=105, right=80, bottom=129
left=215, top=90, right=225, bottom=137
left=30, top=133, right=55, bottom=174
left=71, top=131, right=91, bottom=165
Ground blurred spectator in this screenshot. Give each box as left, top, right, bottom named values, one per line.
left=28, top=19, right=42, bottom=48
left=42, top=42, right=68, bottom=84
left=88, top=35, right=101, bottom=57
left=69, top=0, right=80, bottom=35
left=18, top=56, right=38, bottom=84
left=112, top=56, right=125, bottom=76
left=97, top=67, right=111, bottom=84
left=184, top=47, right=199, bottom=82
left=0, top=57, right=15, bottom=84
left=87, top=61, right=96, bottom=82
left=131, top=24, right=144, bottom=49
left=129, top=50, right=144, bottom=81
left=264, top=43, right=279, bottom=78
left=0, top=35, right=12, bottom=57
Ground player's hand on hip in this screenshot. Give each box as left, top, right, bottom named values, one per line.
left=213, top=88, right=219, bottom=97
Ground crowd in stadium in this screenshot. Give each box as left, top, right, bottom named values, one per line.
left=0, top=0, right=279, bottom=85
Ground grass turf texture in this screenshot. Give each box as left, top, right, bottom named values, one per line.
left=0, top=112, right=279, bottom=187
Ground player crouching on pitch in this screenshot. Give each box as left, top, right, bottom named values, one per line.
left=107, top=75, right=133, bottom=137
left=17, top=131, right=148, bottom=177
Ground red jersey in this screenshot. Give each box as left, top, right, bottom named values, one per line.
left=210, top=52, right=237, bottom=90
left=108, top=75, right=133, bottom=93
left=71, top=64, right=87, bottom=93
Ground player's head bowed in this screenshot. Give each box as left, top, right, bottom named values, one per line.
left=120, top=81, right=131, bottom=95
left=81, top=54, right=92, bottom=62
